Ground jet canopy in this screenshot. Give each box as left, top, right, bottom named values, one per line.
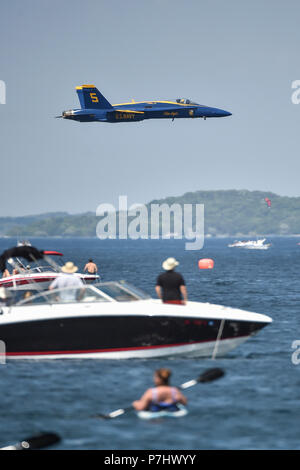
left=175, top=98, right=198, bottom=105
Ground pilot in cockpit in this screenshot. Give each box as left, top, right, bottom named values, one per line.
left=176, top=98, right=191, bottom=104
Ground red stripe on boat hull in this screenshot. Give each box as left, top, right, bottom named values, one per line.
left=5, top=336, right=249, bottom=357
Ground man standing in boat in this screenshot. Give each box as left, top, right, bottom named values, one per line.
left=155, top=257, right=187, bottom=305
left=84, top=259, right=98, bottom=275
left=49, top=261, right=84, bottom=301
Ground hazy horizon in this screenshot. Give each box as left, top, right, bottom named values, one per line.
left=0, top=187, right=297, bottom=218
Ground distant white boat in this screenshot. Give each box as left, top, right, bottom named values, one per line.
left=228, top=238, right=271, bottom=250
left=17, top=240, right=32, bottom=247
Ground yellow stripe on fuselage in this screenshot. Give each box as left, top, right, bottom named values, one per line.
left=114, top=109, right=144, bottom=114
left=157, top=100, right=198, bottom=107
left=112, top=100, right=198, bottom=107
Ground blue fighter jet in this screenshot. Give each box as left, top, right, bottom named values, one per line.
left=57, top=85, right=232, bottom=123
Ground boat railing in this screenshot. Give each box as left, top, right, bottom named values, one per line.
left=27, top=266, right=58, bottom=274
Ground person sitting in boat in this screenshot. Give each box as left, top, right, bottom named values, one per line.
left=2, top=268, right=10, bottom=278
left=155, top=257, right=187, bottom=305
left=12, top=264, right=26, bottom=275
left=23, top=291, right=33, bottom=302
left=49, top=261, right=84, bottom=302
left=84, top=259, right=98, bottom=275
left=132, top=368, right=187, bottom=412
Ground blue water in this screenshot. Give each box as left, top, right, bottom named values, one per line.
left=0, top=237, right=299, bottom=450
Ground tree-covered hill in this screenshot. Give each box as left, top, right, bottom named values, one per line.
left=1, top=190, right=299, bottom=237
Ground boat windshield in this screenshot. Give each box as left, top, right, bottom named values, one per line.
left=96, top=281, right=151, bottom=301
left=16, top=286, right=109, bottom=306
left=175, top=98, right=198, bottom=105
left=15, top=281, right=150, bottom=306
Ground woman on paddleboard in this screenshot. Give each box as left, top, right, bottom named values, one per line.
left=132, top=368, right=187, bottom=412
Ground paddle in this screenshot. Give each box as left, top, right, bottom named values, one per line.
left=94, top=367, right=225, bottom=420
left=0, top=432, right=61, bottom=450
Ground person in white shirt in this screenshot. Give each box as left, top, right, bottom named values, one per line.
left=49, top=261, right=84, bottom=301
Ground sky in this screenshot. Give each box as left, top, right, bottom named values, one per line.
left=0, top=0, right=299, bottom=216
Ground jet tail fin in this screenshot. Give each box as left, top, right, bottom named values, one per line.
left=76, top=85, right=113, bottom=109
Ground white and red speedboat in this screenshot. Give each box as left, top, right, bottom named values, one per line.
left=0, top=281, right=272, bottom=360
left=0, top=245, right=99, bottom=290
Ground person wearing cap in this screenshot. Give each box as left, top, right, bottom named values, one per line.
left=155, top=257, right=187, bottom=305
left=49, top=261, right=84, bottom=301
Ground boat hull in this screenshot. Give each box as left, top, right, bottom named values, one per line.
left=0, top=314, right=269, bottom=359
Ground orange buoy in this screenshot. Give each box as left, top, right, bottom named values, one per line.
left=198, top=258, right=214, bottom=269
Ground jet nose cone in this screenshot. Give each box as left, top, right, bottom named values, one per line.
left=217, top=108, right=232, bottom=117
